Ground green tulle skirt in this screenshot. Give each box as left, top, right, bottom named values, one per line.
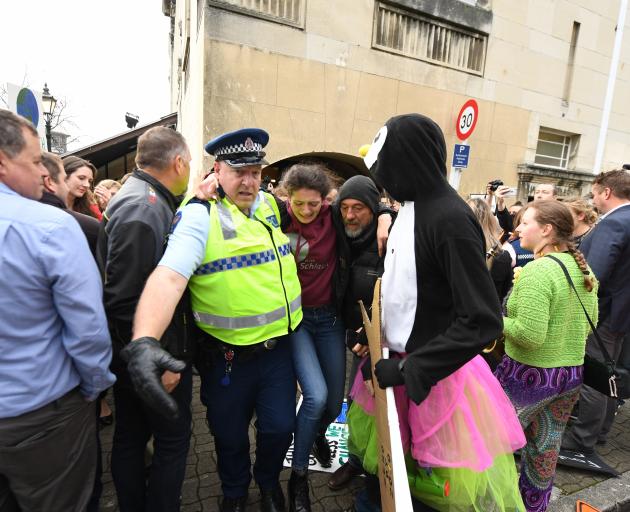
left=347, top=401, right=525, bottom=512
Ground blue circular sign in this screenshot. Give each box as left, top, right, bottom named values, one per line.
left=16, top=88, right=40, bottom=127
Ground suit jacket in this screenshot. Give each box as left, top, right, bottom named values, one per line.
left=581, top=203, right=630, bottom=333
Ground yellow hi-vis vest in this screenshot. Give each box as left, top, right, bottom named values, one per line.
left=188, top=192, right=302, bottom=345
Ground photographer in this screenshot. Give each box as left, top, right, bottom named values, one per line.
left=485, top=180, right=514, bottom=235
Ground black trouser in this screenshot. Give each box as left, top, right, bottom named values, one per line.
left=563, top=321, right=626, bottom=450
left=87, top=399, right=103, bottom=512
left=198, top=337, right=296, bottom=498
left=111, top=360, right=193, bottom=512
left=0, top=388, right=96, bottom=512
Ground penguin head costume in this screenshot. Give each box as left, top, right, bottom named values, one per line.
left=364, top=114, right=451, bottom=202
left=365, top=114, right=503, bottom=405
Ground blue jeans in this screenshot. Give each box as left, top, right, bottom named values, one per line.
left=291, top=305, right=346, bottom=471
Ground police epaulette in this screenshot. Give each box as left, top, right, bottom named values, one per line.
left=187, top=197, right=212, bottom=214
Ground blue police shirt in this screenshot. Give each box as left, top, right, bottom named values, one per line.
left=0, top=182, right=116, bottom=418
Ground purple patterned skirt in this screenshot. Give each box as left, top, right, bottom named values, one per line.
left=495, top=355, right=583, bottom=512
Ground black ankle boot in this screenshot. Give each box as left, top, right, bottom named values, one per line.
left=311, top=433, right=332, bottom=468
left=260, top=486, right=285, bottom=512
left=219, top=495, right=248, bottom=512
left=288, top=471, right=312, bottom=512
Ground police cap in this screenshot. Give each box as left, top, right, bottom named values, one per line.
left=204, top=128, right=269, bottom=168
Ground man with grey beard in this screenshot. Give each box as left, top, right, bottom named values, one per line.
left=329, top=175, right=391, bottom=491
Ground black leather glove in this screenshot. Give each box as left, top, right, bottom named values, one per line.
left=374, top=358, right=405, bottom=389
left=120, top=337, right=186, bottom=419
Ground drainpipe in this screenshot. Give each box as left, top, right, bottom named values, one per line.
left=593, top=0, right=628, bottom=174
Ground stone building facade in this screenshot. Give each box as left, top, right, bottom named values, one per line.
left=163, top=0, right=630, bottom=199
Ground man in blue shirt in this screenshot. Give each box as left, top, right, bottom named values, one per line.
left=0, top=109, right=116, bottom=512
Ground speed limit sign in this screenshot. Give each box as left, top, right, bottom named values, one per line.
left=456, top=99, right=479, bottom=140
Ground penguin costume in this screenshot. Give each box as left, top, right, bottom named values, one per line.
left=346, top=114, right=526, bottom=511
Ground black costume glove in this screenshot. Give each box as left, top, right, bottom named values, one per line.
left=374, top=358, right=405, bottom=389
left=345, top=329, right=369, bottom=351
left=120, top=337, right=186, bottom=419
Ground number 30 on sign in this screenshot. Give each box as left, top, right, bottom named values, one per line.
left=456, top=99, right=479, bottom=141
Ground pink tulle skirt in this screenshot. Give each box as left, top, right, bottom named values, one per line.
left=350, top=355, right=525, bottom=472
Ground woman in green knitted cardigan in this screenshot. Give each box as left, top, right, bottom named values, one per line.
left=494, top=200, right=598, bottom=512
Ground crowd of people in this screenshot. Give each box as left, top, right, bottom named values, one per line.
left=1, top=106, right=629, bottom=512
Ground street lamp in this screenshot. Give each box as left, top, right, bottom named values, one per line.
left=41, top=83, right=57, bottom=152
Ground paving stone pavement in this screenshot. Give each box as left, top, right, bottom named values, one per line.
left=98, top=377, right=630, bottom=511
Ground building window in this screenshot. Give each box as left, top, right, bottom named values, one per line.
left=208, top=0, right=305, bottom=28
left=534, top=129, right=579, bottom=169
left=372, top=2, right=487, bottom=76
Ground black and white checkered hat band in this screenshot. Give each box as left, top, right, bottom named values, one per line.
left=215, top=141, right=264, bottom=157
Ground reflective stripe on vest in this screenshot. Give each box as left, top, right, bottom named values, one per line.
left=193, top=243, right=292, bottom=275
left=216, top=201, right=236, bottom=240
left=261, top=194, right=280, bottom=227
left=193, top=296, right=301, bottom=329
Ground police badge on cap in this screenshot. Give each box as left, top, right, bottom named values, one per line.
left=204, top=128, right=269, bottom=168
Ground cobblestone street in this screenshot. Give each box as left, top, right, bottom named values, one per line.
left=98, top=374, right=630, bottom=512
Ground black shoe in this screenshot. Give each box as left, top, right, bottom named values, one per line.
left=260, top=486, right=286, bottom=512
left=220, top=495, right=248, bottom=512
left=560, top=438, right=594, bottom=455
left=328, top=461, right=362, bottom=491
left=287, top=471, right=311, bottom=512
left=311, top=433, right=332, bottom=468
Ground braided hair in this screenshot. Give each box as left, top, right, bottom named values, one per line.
left=527, top=200, right=595, bottom=292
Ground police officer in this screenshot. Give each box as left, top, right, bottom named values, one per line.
left=121, top=128, right=302, bottom=512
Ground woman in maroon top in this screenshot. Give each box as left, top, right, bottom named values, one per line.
left=281, top=163, right=345, bottom=512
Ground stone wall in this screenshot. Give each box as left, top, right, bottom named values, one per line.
left=169, top=0, right=630, bottom=196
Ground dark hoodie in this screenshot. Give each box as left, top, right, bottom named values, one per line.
left=367, top=113, right=502, bottom=404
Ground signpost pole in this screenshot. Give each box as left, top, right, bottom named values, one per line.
left=451, top=99, right=479, bottom=192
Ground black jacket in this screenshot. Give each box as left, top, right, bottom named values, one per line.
left=368, top=114, right=503, bottom=404
left=490, top=250, right=513, bottom=304
left=495, top=206, right=513, bottom=235
left=331, top=208, right=384, bottom=330
left=40, top=191, right=100, bottom=256
left=97, top=170, right=196, bottom=361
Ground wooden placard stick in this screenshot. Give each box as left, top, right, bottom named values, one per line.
left=359, top=279, right=412, bottom=512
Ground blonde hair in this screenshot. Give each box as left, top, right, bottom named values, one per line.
left=467, top=198, right=502, bottom=253
left=566, top=198, right=597, bottom=226
left=97, top=179, right=122, bottom=192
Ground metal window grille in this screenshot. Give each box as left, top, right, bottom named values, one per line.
left=208, top=0, right=304, bottom=28
left=534, top=130, right=573, bottom=169
left=372, top=2, right=487, bottom=76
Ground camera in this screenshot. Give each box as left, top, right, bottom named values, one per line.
left=488, top=179, right=504, bottom=192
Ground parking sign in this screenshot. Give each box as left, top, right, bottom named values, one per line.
left=452, top=144, right=470, bottom=168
